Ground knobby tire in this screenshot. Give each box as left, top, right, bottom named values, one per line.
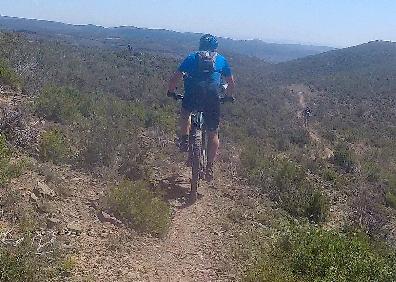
left=191, top=128, right=202, bottom=202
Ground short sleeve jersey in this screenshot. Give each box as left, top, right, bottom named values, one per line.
left=178, top=52, right=232, bottom=87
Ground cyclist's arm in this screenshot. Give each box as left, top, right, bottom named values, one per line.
left=222, top=56, right=235, bottom=95
left=168, top=71, right=183, bottom=93
left=168, top=53, right=196, bottom=93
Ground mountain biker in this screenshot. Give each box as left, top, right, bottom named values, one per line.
left=303, top=106, right=312, bottom=127
left=167, top=34, right=236, bottom=181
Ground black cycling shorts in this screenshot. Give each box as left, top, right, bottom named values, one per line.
left=182, top=82, right=220, bottom=132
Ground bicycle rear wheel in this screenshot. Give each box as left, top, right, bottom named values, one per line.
left=190, top=129, right=202, bottom=202
left=201, top=129, right=207, bottom=178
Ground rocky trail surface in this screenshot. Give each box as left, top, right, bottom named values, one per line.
left=2, top=143, right=246, bottom=282
left=70, top=159, right=243, bottom=282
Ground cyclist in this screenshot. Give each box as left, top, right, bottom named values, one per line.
left=303, top=106, right=312, bottom=127
left=167, top=34, right=235, bottom=181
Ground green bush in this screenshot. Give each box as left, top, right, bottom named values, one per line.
left=0, top=247, right=37, bottom=282
left=143, top=106, right=176, bottom=130
left=34, top=86, right=176, bottom=171
left=245, top=257, right=294, bottom=282
left=363, top=162, right=381, bottom=182
left=39, top=129, right=70, bottom=164
left=385, top=192, right=396, bottom=209
left=385, top=175, right=396, bottom=209
left=246, top=228, right=396, bottom=282
left=107, top=180, right=171, bottom=236
left=0, top=234, right=64, bottom=282
left=34, top=87, right=86, bottom=123
left=289, top=128, right=310, bottom=147
left=322, top=166, right=338, bottom=182
left=0, top=134, right=23, bottom=186
left=274, top=160, right=328, bottom=223
left=0, top=60, right=21, bottom=90
left=240, top=146, right=328, bottom=223
left=239, top=145, right=270, bottom=185
left=334, top=143, right=356, bottom=173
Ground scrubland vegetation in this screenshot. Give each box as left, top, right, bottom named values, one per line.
left=0, top=30, right=395, bottom=280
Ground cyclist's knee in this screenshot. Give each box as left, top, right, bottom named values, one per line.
left=207, top=130, right=219, bottom=142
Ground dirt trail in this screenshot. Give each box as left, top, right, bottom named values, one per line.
left=289, top=85, right=349, bottom=230
left=8, top=157, right=241, bottom=282
left=291, top=85, right=328, bottom=148
left=68, top=157, right=240, bottom=282
left=138, top=175, right=237, bottom=281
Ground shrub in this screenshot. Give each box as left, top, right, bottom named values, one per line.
left=107, top=180, right=171, bottom=236
left=143, top=106, right=176, bottom=130
left=385, top=174, right=396, bottom=209
left=322, top=166, right=338, bottom=182
left=334, top=143, right=356, bottom=173
left=245, top=257, right=294, bottom=282
left=0, top=247, right=37, bottom=282
left=274, top=160, right=328, bottom=223
left=385, top=192, right=396, bottom=209
left=246, top=227, right=396, bottom=282
left=34, top=87, right=85, bottom=123
left=0, top=233, right=64, bottom=281
left=240, top=146, right=328, bottom=223
left=349, top=185, right=388, bottom=237
left=290, top=229, right=396, bottom=281
left=76, top=118, right=121, bottom=167
left=0, top=134, right=24, bottom=186
left=39, top=129, right=71, bottom=164
left=363, top=161, right=381, bottom=182
left=289, top=128, right=310, bottom=147
left=0, top=60, right=21, bottom=90
left=57, top=256, right=77, bottom=277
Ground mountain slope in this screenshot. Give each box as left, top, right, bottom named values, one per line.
left=272, top=41, right=396, bottom=134
left=0, top=31, right=395, bottom=281
left=274, top=40, right=396, bottom=83
left=0, top=15, right=334, bottom=62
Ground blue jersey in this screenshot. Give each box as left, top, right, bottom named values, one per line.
left=178, top=52, right=232, bottom=90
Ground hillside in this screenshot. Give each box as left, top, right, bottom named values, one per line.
left=270, top=41, right=396, bottom=142
left=273, top=40, right=396, bottom=87
left=0, top=31, right=395, bottom=281
left=0, top=15, right=334, bottom=62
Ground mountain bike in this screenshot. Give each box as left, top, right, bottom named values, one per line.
left=169, top=85, right=234, bottom=202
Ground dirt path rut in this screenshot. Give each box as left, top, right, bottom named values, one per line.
left=71, top=159, right=240, bottom=282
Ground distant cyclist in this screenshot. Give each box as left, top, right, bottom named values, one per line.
left=167, top=34, right=236, bottom=181
left=303, top=106, right=312, bottom=127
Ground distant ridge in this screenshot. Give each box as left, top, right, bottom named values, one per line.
left=0, top=15, right=334, bottom=62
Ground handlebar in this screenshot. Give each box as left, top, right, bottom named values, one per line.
left=168, top=83, right=235, bottom=104
left=168, top=92, right=235, bottom=103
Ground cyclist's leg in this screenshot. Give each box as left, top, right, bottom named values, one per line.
left=203, top=85, right=221, bottom=180
left=207, top=129, right=219, bottom=165
left=179, top=107, right=191, bottom=136
left=179, top=96, right=194, bottom=152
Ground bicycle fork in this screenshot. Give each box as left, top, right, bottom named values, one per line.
left=188, top=113, right=206, bottom=200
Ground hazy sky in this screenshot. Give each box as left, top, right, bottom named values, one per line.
left=1, top=0, right=395, bottom=47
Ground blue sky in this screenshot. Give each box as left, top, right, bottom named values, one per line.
left=1, top=0, right=395, bottom=47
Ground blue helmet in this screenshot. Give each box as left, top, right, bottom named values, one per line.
left=199, top=34, right=219, bottom=51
